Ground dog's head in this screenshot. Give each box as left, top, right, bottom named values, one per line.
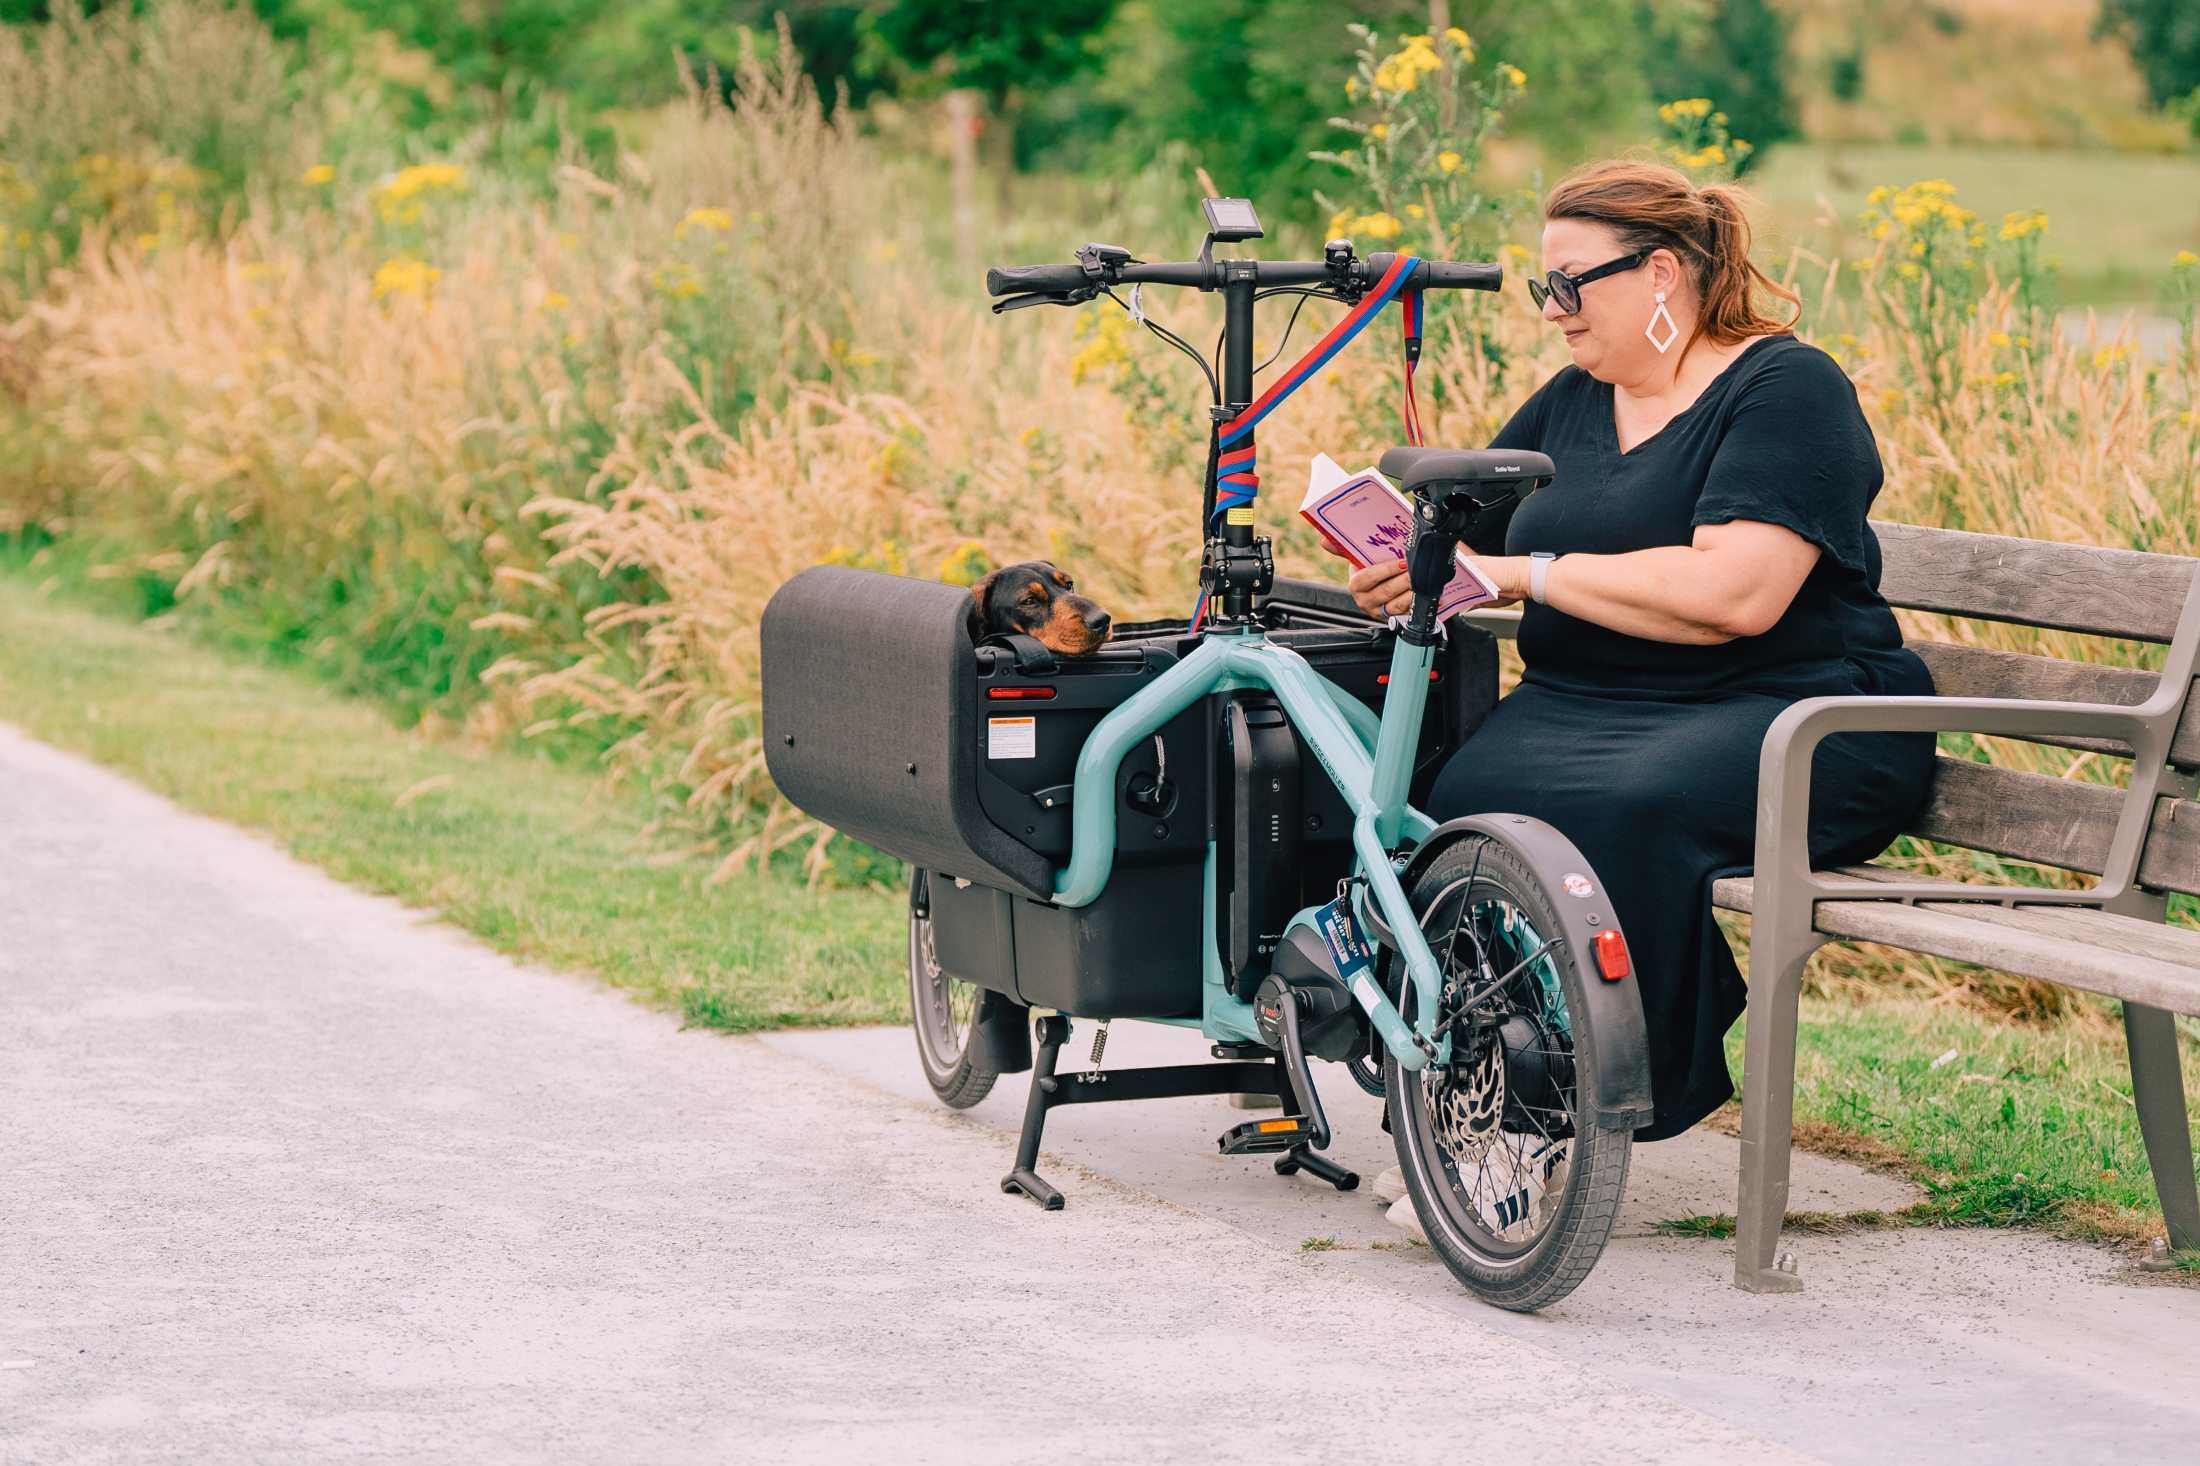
left=966, top=560, right=1112, bottom=656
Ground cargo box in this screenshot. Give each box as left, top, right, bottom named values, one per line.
left=760, top=567, right=1496, bottom=1018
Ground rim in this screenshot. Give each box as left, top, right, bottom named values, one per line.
left=909, top=908, right=980, bottom=1074
left=1401, top=857, right=1582, bottom=1263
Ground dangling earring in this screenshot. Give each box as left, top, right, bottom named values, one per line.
left=1645, top=289, right=1678, bottom=354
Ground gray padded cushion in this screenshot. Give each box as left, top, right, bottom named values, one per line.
left=760, top=566, right=1054, bottom=898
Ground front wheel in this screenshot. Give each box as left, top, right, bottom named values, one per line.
left=909, top=871, right=999, bottom=1109
left=1385, top=834, right=1633, bottom=1312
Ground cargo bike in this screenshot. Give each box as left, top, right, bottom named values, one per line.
left=762, top=199, right=1651, bottom=1311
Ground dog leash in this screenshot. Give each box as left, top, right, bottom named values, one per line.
left=1192, top=253, right=1426, bottom=629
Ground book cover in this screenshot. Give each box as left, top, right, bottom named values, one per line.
left=1298, top=453, right=1501, bottom=618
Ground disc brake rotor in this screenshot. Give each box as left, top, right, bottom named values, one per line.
left=1426, top=1037, right=1505, bottom=1165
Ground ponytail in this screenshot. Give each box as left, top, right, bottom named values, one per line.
left=1543, top=161, right=1800, bottom=365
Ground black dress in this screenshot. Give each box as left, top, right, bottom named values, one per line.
left=1429, top=333, right=1937, bottom=1141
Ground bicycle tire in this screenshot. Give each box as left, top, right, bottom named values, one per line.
left=1385, top=834, right=1633, bottom=1312
left=908, top=870, right=1000, bottom=1109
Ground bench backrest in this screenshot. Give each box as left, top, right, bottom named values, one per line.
left=1871, top=521, right=2200, bottom=900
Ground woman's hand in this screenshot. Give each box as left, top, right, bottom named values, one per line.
left=1347, top=559, right=1413, bottom=619
left=1341, top=551, right=1530, bottom=619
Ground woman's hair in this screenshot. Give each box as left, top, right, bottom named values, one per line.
left=1542, top=159, right=1800, bottom=360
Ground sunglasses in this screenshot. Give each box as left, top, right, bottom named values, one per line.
left=1525, top=250, right=1651, bottom=315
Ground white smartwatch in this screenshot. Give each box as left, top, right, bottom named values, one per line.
left=1528, top=551, right=1557, bottom=605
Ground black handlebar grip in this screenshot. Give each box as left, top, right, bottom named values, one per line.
left=1417, top=259, right=1504, bottom=291
left=985, top=263, right=1090, bottom=297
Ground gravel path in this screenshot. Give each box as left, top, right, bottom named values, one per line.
left=2, top=723, right=2191, bottom=1463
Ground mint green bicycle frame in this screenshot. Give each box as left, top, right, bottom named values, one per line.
left=1047, top=621, right=1452, bottom=1068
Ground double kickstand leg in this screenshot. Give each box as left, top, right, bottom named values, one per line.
left=1001, top=1014, right=1358, bottom=1209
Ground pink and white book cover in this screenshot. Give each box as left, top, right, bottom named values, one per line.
left=1298, top=453, right=1501, bottom=618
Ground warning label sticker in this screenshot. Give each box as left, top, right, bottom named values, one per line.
left=987, top=716, right=1036, bottom=760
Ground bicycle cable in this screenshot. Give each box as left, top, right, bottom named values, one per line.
left=1102, top=287, right=1219, bottom=403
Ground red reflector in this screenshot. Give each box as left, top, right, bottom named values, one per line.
left=1374, top=670, right=1443, bottom=686
left=1593, top=929, right=1631, bottom=982
left=986, top=686, right=1057, bottom=700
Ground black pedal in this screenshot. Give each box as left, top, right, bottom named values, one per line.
left=1218, top=1116, right=1316, bottom=1155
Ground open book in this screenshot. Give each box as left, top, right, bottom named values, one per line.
left=1298, top=453, right=1502, bottom=618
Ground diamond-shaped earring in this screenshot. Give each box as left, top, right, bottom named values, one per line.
left=1645, top=290, right=1678, bottom=354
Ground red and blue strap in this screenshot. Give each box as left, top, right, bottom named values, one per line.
left=1191, top=253, right=1425, bottom=627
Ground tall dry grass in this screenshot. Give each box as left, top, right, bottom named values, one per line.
left=1, top=4, right=2194, bottom=1010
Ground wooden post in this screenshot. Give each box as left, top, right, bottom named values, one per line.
left=944, top=88, right=981, bottom=279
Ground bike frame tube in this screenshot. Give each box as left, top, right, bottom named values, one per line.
left=1050, top=626, right=1446, bottom=1068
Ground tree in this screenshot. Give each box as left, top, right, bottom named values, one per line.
left=1638, top=0, right=1797, bottom=171
left=864, top=0, right=1117, bottom=110
left=2095, top=0, right=2200, bottom=118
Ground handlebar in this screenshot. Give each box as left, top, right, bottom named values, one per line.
left=984, top=249, right=1501, bottom=303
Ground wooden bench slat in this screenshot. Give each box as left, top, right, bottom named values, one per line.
left=1874, top=521, right=2198, bottom=644
left=1907, top=641, right=2200, bottom=769
left=1912, top=757, right=2120, bottom=872
left=1710, top=867, right=2200, bottom=1010
left=1813, top=899, right=2200, bottom=1011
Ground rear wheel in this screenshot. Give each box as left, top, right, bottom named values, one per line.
left=1385, top=834, right=1632, bottom=1312
left=909, top=871, right=999, bottom=1109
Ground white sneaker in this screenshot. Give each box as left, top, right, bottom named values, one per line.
left=1384, top=1193, right=1428, bottom=1243
left=1371, top=1165, right=1406, bottom=1204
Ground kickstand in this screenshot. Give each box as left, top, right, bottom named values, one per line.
left=1274, top=1146, right=1359, bottom=1191
left=1001, top=1013, right=1070, bottom=1209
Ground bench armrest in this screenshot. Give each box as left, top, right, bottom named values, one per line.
left=1754, top=693, right=2167, bottom=910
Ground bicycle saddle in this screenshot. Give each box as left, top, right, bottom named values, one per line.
left=1379, top=446, right=1556, bottom=495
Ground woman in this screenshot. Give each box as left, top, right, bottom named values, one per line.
left=1334, top=160, right=1937, bottom=1143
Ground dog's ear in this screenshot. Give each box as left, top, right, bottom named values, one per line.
left=964, top=570, right=1002, bottom=643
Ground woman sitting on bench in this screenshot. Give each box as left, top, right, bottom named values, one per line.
left=1331, top=160, right=1937, bottom=1142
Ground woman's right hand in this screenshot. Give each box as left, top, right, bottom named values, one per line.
left=1347, top=558, right=1414, bottom=620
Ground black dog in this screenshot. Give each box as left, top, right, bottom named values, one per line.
left=967, top=560, right=1112, bottom=656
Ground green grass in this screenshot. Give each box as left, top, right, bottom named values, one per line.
left=1720, top=995, right=2200, bottom=1247
left=1748, top=142, right=2200, bottom=306
left=2, top=569, right=2194, bottom=1252
left=0, top=574, right=905, bottom=1031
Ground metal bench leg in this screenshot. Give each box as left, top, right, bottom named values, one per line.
left=2123, top=1001, right=2200, bottom=1252
left=1733, top=918, right=1824, bottom=1294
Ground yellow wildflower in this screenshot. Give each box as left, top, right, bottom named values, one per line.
left=1988, top=331, right=2011, bottom=349
left=542, top=291, right=570, bottom=311
left=1345, top=76, right=1360, bottom=100
left=1501, top=64, right=1527, bottom=90
left=1372, top=39, right=1442, bottom=93
left=1404, top=203, right=1425, bottom=219
left=1657, top=98, right=1714, bottom=126
left=1437, top=150, right=1462, bottom=174
left=371, top=163, right=465, bottom=224
left=1370, top=123, right=1390, bottom=140
left=1445, top=26, right=1472, bottom=56
left=1999, top=209, right=2049, bottom=242
left=371, top=254, right=440, bottom=301
left=1351, top=212, right=1403, bottom=241
left=2175, top=250, right=2199, bottom=269
left=2092, top=343, right=2131, bottom=370
left=937, top=542, right=990, bottom=587
left=675, top=207, right=735, bottom=241
left=300, top=164, right=335, bottom=187
left=650, top=262, right=703, bottom=300
left=1070, top=309, right=1133, bottom=384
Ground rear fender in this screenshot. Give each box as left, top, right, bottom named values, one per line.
left=1371, top=815, right=1653, bottom=1129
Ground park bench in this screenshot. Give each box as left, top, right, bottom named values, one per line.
left=1276, top=517, right=2200, bottom=1293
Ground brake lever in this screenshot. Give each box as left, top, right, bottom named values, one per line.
left=991, top=289, right=1099, bottom=314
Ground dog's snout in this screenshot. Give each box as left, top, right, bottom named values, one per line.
left=1084, top=607, right=1111, bottom=634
